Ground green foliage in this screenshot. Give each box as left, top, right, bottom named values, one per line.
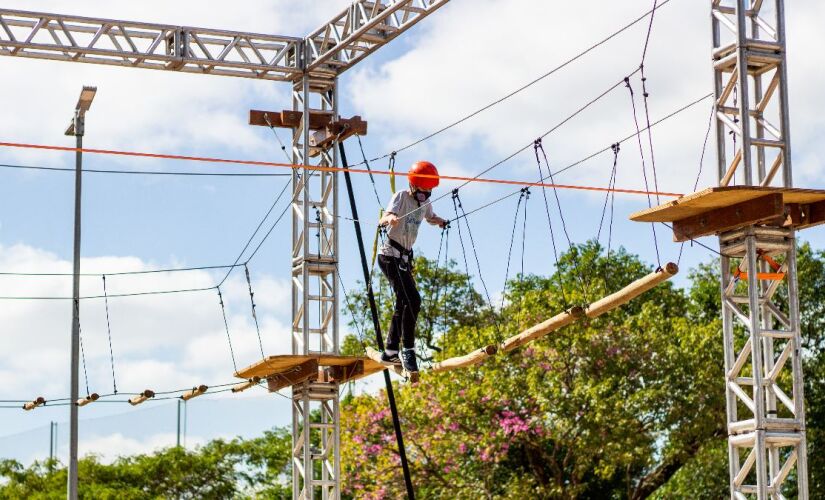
left=797, top=243, right=825, bottom=495
left=0, top=429, right=292, bottom=499
left=6, top=242, right=825, bottom=498
left=340, top=241, right=728, bottom=498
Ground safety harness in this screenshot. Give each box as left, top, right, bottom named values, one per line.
left=388, top=237, right=414, bottom=271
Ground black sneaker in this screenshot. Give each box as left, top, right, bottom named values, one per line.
left=401, top=349, right=419, bottom=373
left=380, top=351, right=401, bottom=365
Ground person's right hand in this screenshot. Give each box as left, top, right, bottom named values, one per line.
left=386, top=214, right=400, bottom=227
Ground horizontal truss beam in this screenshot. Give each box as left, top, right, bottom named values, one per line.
left=304, top=0, right=450, bottom=74
left=0, top=9, right=301, bottom=81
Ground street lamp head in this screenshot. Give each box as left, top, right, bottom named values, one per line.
left=76, top=86, right=97, bottom=113
left=65, top=86, right=97, bottom=136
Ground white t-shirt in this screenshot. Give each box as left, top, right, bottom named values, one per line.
left=380, top=190, right=439, bottom=258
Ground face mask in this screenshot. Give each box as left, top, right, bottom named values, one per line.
left=414, top=190, right=432, bottom=202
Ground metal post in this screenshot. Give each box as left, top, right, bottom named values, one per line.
left=290, top=56, right=341, bottom=498
left=67, top=110, right=83, bottom=500
left=49, top=421, right=55, bottom=462
left=711, top=1, right=808, bottom=497
left=64, top=86, right=95, bottom=500
left=176, top=400, right=181, bottom=447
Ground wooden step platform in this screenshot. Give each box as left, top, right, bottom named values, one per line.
left=629, top=186, right=825, bottom=241
left=234, top=354, right=386, bottom=392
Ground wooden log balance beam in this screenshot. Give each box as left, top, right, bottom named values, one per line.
left=585, top=262, right=679, bottom=318
left=428, top=263, right=679, bottom=375
left=430, top=345, right=498, bottom=373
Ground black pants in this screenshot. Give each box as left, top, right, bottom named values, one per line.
left=378, top=254, right=421, bottom=350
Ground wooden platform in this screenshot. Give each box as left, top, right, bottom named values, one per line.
left=234, top=354, right=386, bottom=391
left=629, top=186, right=825, bottom=241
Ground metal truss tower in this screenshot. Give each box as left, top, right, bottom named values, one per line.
left=289, top=70, right=342, bottom=499
left=711, top=0, right=808, bottom=497
left=0, top=2, right=450, bottom=499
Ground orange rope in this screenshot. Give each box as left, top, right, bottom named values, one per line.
left=0, top=141, right=684, bottom=198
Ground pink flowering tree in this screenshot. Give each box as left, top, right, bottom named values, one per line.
left=341, top=242, right=725, bottom=498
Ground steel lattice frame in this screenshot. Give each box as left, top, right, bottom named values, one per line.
left=711, top=1, right=808, bottom=498
left=0, top=3, right=452, bottom=499
left=290, top=65, right=341, bottom=499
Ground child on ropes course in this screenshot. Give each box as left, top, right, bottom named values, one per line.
left=378, top=161, right=448, bottom=375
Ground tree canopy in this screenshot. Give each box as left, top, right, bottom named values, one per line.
left=3, top=242, right=825, bottom=498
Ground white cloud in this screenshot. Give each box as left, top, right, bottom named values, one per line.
left=77, top=432, right=205, bottom=463
left=0, top=243, right=291, bottom=402
left=348, top=0, right=825, bottom=195
left=0, top=0, right=351, bottom=167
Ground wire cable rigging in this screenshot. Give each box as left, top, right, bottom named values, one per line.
left=217, top=287, right=238, bottom=373
left=451, top=190, right=502, bottom=343
left=102, top=275, right=118, bottom=394
left=596, top=143, right=621, bottom=263
left=625, top=76, right=662, bottom=268
left=244, top=264, right=266, bottom=360
left=359, top=0, right=674, bottom=164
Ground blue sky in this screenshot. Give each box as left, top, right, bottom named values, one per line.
left=2, top=0, right=825, bottom=465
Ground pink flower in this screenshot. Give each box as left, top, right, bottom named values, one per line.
left=458, top=443, right=467, bottom=454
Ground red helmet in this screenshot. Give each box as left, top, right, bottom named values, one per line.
left=407, top=161, right=440, bottom=190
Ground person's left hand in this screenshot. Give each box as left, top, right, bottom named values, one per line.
left=434, top=217, right=448, bottom=229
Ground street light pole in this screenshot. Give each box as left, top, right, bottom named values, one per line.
left=64, top=86, right=96, bottom=500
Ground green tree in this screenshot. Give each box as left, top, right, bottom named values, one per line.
left=340, top=242, right=726, bottom=498
left=0, top=428, right=292, bottom=499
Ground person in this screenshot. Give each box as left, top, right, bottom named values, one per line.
left=378, top=161, right=448, bottom=375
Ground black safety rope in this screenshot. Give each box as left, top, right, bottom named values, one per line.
left=625, top=76, right=662, bottom=269
left=217, top=287, right=238, bottom=372
left=262, top=112, right=292, bottom=162
left=244, top=264, right=266, bottom=359
left=517, top=188, right=530, bottom=330
left=356, top=134, right=384, bottom=208
left=597, top=144, right=621, bottom=262
left=339, top=141, right=416, bottom=500
left=678, top=103, right=716, bottom=266
left=501, top=188, right=529, bottom=312
left=423, top=224, right=450, bottom=359
left=639, top=70, right=661, bottom=206
left=102, top=275, right=117, bottom=394
left=335, top=264, right=369, bottom=351
left=534, top=139, right=588, bottom=303
left=451, top=190, right=502, bottom=343
left=75, top=301, right=90, bottom=397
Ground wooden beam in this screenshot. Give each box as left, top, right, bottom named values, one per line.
left=500, top=307, right=585, bottom=353
left=430, top=345, right=498, bottom=373
left=76, top=393, right=99, bottom=407
left=672, top=194, right=783, bottom=242
left=181, top=385, right=208, bottom=401
left=231, top=376, right=262, bottom=393
left=128, top=390, right=155, bottom=406
left=250, top=109, right=330, bottom=129
left=586, top=263, right=679, bottom=318
left=325, top=360, right=365, bottom=383
left=23, top=396, right=45, bottom=411
left=249, top=110, right=367, bottom=134
left=266, top=359, right=319, bottom=392
left=784, top=200, right=825, bottom=230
